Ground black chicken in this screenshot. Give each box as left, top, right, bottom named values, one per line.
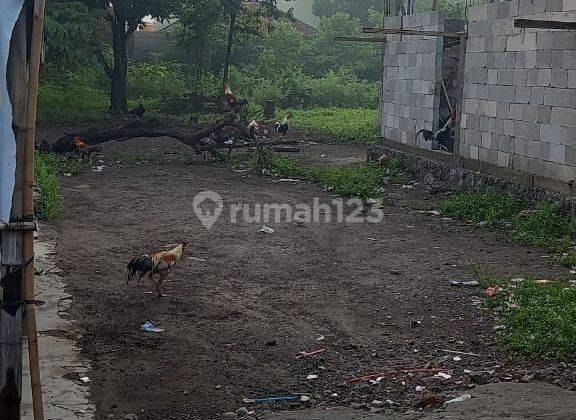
left=128, top=103, right=146, bottom=119
left=415, top=116, right=454, bottom=152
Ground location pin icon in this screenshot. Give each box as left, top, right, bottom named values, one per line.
left=192, top=191, right=223, bottom=230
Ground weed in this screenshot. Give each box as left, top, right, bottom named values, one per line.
left=511, top=202, right=576, bottom=251
left=34, top=152, right=91, bottom=220
left=256, top=149, right=385, bottom=199
left=288, top=108, right=379, bottom=144
left=440, top=192, right=523, bottom=225
left=497, top=278, right=576, bottom=360
left=34, top=152, right=62, bottom=219
left=557, top=251, right=576, bottom=268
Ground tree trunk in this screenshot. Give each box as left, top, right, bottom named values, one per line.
left=110, top=19, right=128, bottom=115
left=222, top=11, right=237, bottom=86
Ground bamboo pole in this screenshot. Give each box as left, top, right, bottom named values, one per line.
left=23, top=0, right=47, bottom=419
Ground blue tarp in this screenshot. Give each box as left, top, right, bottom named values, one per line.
left=0, top=0, right=26, bottom=222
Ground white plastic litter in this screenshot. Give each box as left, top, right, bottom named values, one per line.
left=435, top=372, right=452, bottom=380
left=445, top=394, right=472, bottom=405
left=259, top=226, right=275, bottom=234
left=306, top=374, right=318, bottom=380
left=140, top=322, right=164, bottom=333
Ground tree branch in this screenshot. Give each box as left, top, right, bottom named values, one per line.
left=93, top=47, right=113, bottom=79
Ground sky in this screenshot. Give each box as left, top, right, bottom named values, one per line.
left=276, top=0, right=320, bottom=27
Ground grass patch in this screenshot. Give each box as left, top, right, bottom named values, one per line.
left=472, top=270, right=576, bottom=360
left=256, top=149, right=386, bottom=199
left=34, top=152, right=90, bottom=219
left=441, top=192, right=576, bottom=253
left=440, top=192, right=523, bottom=225
left=288, top=108, right=379, bottom=144
left=35, top=152, right=63, bottom=219
left=38, top=82, right=109, bottom=124
left=493, top=278, right=576, bottom=360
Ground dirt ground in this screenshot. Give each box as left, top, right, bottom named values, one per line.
left=40, top=128, right=576, bottom=419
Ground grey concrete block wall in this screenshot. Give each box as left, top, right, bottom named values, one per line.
left=380, top=12, right=445, bottom=148
left=459, top=0, right=576, bottom=184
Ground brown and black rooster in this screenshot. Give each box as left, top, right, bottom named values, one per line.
left=126, top=242, right=188, bottom=297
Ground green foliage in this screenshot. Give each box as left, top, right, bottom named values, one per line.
left=38, top=70, right=109, bottom=123
left=557, top=251, right=576, bottom=268
left=127, top=60, right=191, bottom=100
left=288, top=108, right=380, bottom=143
left=415, top=0, right=467, bottom=18
left=312, top=0, right=385, bottom=23
left=497, top=279, right=576, bottom=360
left=441, top=193, right=576, bottom=253
left=512, top=202, right=576, bottom=250
left=44, top=2, right=99, bottom=71
left=34, top=153, right=62, bottom=220
left=258, top=150, right=385, bottom=199
left=35, top=152, right=91, bottom=219
left=440, top=192, right=524, bottom=224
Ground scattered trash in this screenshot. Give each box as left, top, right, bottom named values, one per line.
left=367, top=237, right=378, bottom=241
left=259, top=226, right=275, bottom=234
left=401, top=185, right=414, bottom=189
left=464, top=369, right=473, bottom=374
left=444, top=393, right=472, bottom=405
left=570, top=270, right=576, bottom=275
left=242, top=395, right=308, bottom=404
left=306, top=374, right=318, bottom=380
left=320, top=154, right=327, bottom=158
left=435, top=372, right=452, bottom=380
left=371, top=400, right=383, bottom=405
left=188, top=256, right=207, bottom=262
left=316, top=335, right=325, bottom=341
left=331, top=393, right=339, bottom=397
left=385, top=399, right=399, bottom=406
left=536, top=279, right=553, bottom=284
left=64, top=173, right=72, bottom=177
left=236, top=407, right=255, bottom=417
left=296, top=348, right=326, bottom=359
left=442, top=349, right=481, bottom=357
left=368, top=377, right=384, bottom=385
left=452, top=356, right=462, bottom=362
left=346, top=368, right=443, bottom=384
left=485, top=285, right=503, bottom=297
left=511, top=277, right=525, bottom=283
left=493, top=325, right=506, bottom=330
left=92, top=166, right=106, bottom=172
left=419, top=210, right=441, bottom=216
left=449, top=280, right=479, bottom=287
left=140, top=322, right=164, bottom=333
left=79, top=376, right=90, bottom=383
left=277, top=178, right=300, bottom=183
left=415, top=385, right=426, bottom=392
left=261, top=169, right=271, bottom=176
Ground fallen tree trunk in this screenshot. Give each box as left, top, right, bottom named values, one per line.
left=58, top=116, right=236, bottom=148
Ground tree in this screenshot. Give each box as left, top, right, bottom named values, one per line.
left=84, top=0, right=183, bottom=114
left=312, top=0, right=385, bottom=24
left=44, top=2, right=99, bottom=72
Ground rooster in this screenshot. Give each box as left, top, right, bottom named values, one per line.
left=128, top=103, right=146, bottom=119
left=415, top=115, right=454, bottom=151
left=126, top=242, right=188, bottom=297
left=50, top=135, right=102, bottom=159
left=224, top=84, right=237, bottom=108
left=275, top=114, right=290, bottom=137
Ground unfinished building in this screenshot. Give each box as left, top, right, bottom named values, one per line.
left=378, top=1, right=576, bottom=191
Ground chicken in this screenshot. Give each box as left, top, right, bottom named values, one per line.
left=415, top=116, right=454, bottom=151
left=275, top=114, right=290, bottom=137
left=50, top=135, right=102, bottom=158
left=128, top=103, right=146, bottom=119
left=224, top=84, right=237, bottom=107
left=126, top=242, right=188, bottom=297
left=247, top=119, right=260, bottom=138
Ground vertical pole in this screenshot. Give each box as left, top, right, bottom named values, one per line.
left=0, top=5, right=28, bottom=419
left=453, top=34, right=467, bottom=157
left=23, top=1, right=46, bottom=419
